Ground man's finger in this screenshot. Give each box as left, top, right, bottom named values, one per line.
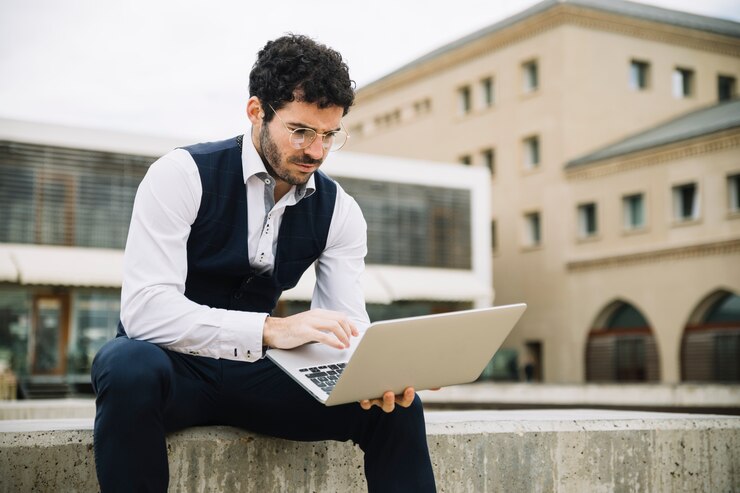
left=396, top=387, right=415, bottom=408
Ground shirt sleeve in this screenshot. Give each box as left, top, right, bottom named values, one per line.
left=312, top=184, right=371, bottom=332
left=120, top=149, right=266, bottom=362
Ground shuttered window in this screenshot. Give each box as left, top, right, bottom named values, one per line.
left=0, top=141, right=151, bottom=249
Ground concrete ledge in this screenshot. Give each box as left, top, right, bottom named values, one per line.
left=419, top=383, right=740, bottom=413
left=1, top=410, right=738, bottom=492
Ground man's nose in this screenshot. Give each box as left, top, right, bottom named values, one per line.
left=305, top=135, right=325, bottom=160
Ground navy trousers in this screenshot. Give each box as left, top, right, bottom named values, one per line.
left=91, top=336, right=436, bottom=492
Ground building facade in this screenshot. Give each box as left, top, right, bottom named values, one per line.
left=343, top=0, right=740, bottom=383
left=0, top=119, right=492, bottom=396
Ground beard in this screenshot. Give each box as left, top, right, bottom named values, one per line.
left=259, top=122, right=322, bottom=186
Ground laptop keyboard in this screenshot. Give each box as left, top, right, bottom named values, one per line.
left=300, top=362, right=347, bottom=394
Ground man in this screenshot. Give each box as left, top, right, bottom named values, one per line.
left=91, top=34, right=436, bottom=492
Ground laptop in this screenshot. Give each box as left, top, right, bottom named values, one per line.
left=266, top=303, right=526, bottom=406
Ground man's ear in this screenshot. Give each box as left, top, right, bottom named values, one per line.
left=246, top=96, right=264, bottom=125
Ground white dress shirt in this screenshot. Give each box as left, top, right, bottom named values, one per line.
left=120, top=132, right=370, bottom=362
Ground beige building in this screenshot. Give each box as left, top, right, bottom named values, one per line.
left=344, top=0, right=740, bottom=383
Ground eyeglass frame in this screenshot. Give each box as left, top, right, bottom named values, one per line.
left=266, top=103, right=350, bottom=152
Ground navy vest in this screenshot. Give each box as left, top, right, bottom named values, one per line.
left=182, top=135, right=337, bottom=313
left=118, top=135, right=337, bottom=336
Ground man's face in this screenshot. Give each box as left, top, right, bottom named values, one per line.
left=257, top=101, right=344, bottom=187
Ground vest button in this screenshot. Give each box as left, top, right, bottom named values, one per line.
left=233, top=292, right=243, bottom=299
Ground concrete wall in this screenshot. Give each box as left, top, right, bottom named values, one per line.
left=1, top=410, right=738, bottom=492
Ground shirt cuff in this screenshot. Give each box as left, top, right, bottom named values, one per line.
left=219, top=310, right=267, bottom=362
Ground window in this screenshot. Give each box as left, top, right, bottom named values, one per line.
left=728, top=174, right=740, bottom=213
left=672, top=182, right=698, bottom=221
left=348, top=123, right=363, bottom=137
left=481, top=148, right=495, bottom=175
left=623, top=193, right=645, bottom=230
left=522, top=60, right=538, bottom=93
left=524, top=211, right=541, bottom=247
left=413, top=98, right=432, bottom=115
left=523, top=136, right=540, bottom=169
left=459, top=155, right=472, bottom=166
left=339, top=178, right=472, bottom=269
left=374, top=109, right=401, bottom=129
left=718, top=75, right=736, bottom=102
left=458, top=85, right=472, bottom=115
left=71, top=291, right=120, bottom=374
left=577, top=202, right=598, bottom=238
left=673, top=67, right=694, bottom=98
left=480, top=77, right=494, bottom=107
left=491, top=220, right=497, bottom=253
left=629, top=60, right=650, bottom=90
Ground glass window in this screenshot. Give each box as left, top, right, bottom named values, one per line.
left=672, top=67, right=694, bottom=98
left=718, top=75, right=736, bottom=102
left=672, top=182, right=698, bottom=221
left=70, top=291, right=120, bottom=375
left=0, top=142, right=149, bottom=249
left=630, top=60, right=650, bottom=90
left=704, top=293, right=740, bottom=323
left=366, top=301, right=471, bottom=323
left=523, top=136, right=540, bottom=169
left=606, top=304, right=649, bottom=329
left=338, top=178, right=472, bottom=269
left=577, top=202, right=598, bottom=238
left=623, top=193, right=645, bottom=230
left=0, top=288, right=31, bottom=375
left=480, top=77, right=494, bottom=107
left=481, top=148, right=495, bottom=175
left=478, top=348, right=519, bottom=381
left=413, top=98, right=432, bottom=116
left=728, top=174, right=740, bottom=212
left=0, top=165, right=34, bottom=244
left=524, top=211, right=541, bottom=246
left=522, top=60, right=538, bottom=93
left=458, top=85, right=472, bottom=115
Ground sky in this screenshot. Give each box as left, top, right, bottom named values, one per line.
left=1, top=0, right=739, bottom=141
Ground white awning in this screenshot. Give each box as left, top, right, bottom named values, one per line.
left=369, top=265, right=492, bottom=302
left=0, top=248, right=18, bottom=282
left=282, top=264, right=491, bottom=304
left=0, top=244, right=123, bottom=287
left=281, top=265, right=393, bottom=304
left=0, top=244, right=492, bottom=303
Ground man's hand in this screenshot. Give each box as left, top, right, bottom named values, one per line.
left=263, top=309, right=359, bottom=350
left=360, top=387, right=415, bottom=413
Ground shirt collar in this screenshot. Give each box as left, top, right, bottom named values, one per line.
left=241, top=129, right=316, bottom=200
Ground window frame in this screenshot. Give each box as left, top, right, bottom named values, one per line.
left=671, top=182, right=700, bottom=223
left=672, top=67, right=695, bottom=99
left=629, top=59, right=651, bottom=91
left=577, top=202, right=599, bottom=239
left=522, top=59, right=539, bottom=93
left=523, top=211, right=542, bottom=248
left=622, top=192, right=647, bottom=231
left=523, top=135, right=541, bottom=170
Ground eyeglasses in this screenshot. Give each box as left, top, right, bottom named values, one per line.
left=267, top=104, right=349, bottom=152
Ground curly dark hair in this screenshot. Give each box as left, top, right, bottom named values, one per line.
left=249, top=34, right=355, bottom=121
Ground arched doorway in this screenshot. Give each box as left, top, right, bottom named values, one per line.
left=586, top=301, right=660, bottom=382
left=682, top=291, right=740, bottom=382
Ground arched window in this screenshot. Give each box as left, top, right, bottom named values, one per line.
left=682, top=292, right=740, bottom=382
left=586, top=301, right=660, bottom=382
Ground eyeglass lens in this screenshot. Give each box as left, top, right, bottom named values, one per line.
left=289, top=129, right=347, bottom=151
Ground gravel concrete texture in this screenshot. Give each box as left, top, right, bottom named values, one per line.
left=0, top=410, right=738, bottom=492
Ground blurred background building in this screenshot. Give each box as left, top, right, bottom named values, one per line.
left=1, top=0, right=739, bottom=400
left=0, top=120, right=491, bottom=398
left=343, top=0, right=740, bottom=384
